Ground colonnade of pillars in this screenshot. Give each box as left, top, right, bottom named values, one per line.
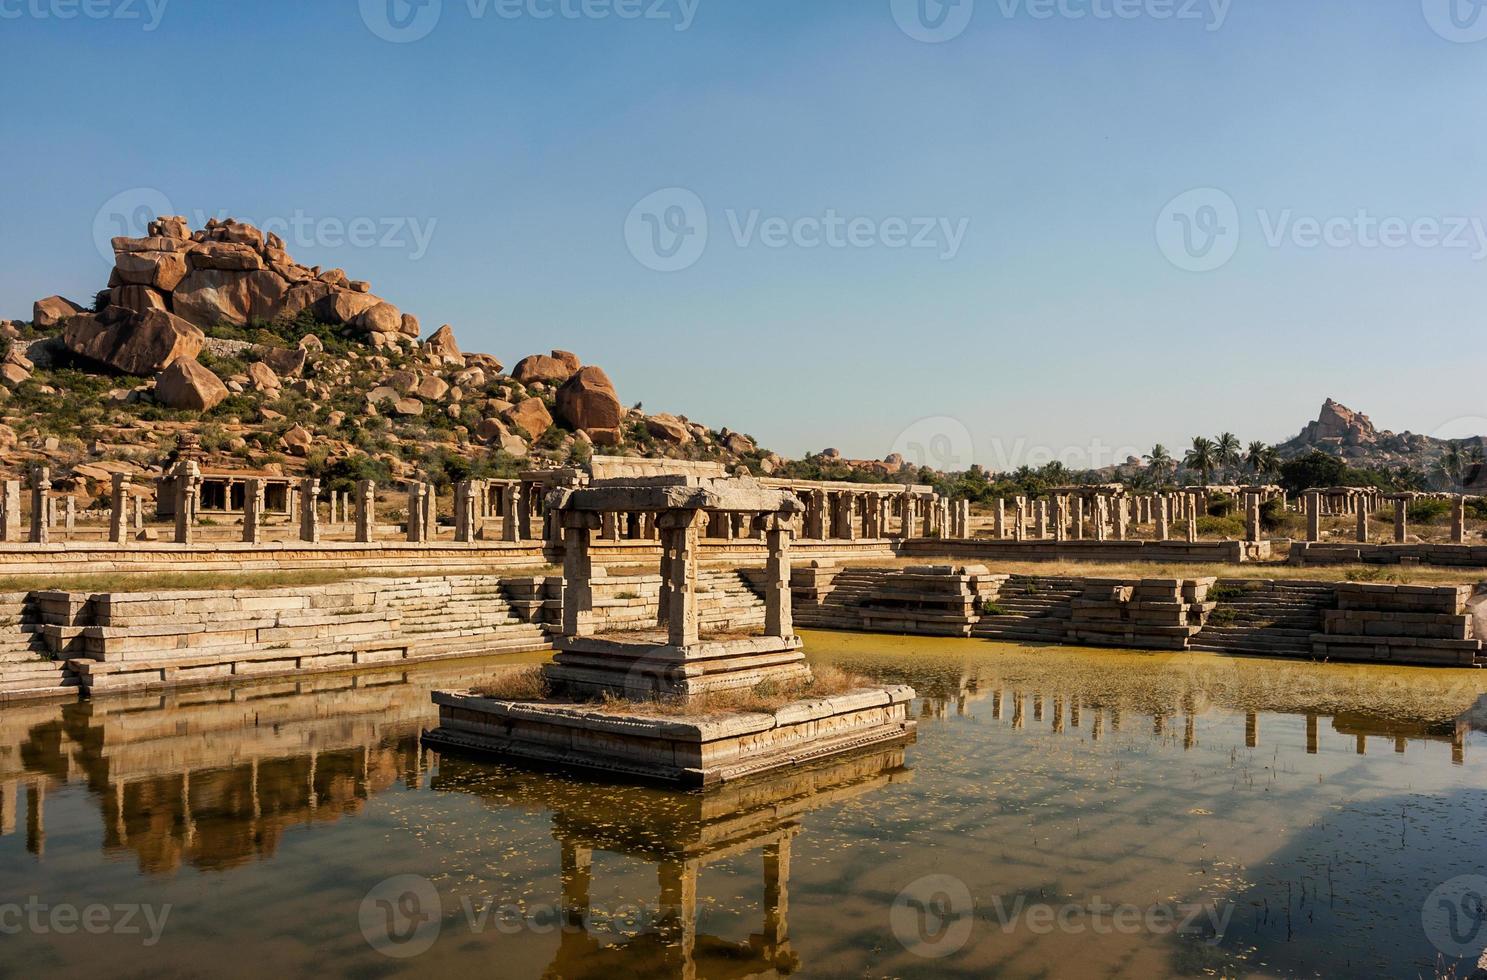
left=1301, top=490, right=1477, bottom=545
left=790, top=490, right=966, bottom=541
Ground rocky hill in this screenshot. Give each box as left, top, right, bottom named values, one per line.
left=1277, top=398, right=1458, bottom=468
left=0, top=214, right=794, bottom=510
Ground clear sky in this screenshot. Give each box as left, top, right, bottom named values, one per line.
left=3, top=0, right=1484, bottom=471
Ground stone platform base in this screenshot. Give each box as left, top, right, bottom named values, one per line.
left=546, top=633, right=810, bottom=699
left=424, top=685, right=917, bottom=787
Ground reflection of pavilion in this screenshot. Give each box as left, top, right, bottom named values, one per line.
left=433, top=744, right=912, bottom=979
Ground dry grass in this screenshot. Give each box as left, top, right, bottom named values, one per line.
left=472, top=663, right=872, bottom=719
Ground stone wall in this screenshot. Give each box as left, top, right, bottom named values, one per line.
left=900, top=538, right=1269, bottom=564
left=1314, top=584, right=1480, bottom=666
left=1291, top=542, right=1487, bottom=569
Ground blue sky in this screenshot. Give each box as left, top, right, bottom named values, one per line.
left=2, top=0, right=1484, bottom=470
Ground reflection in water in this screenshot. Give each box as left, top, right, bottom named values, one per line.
left=0, top=636, right=1484, bottom=978
left=432, top=745, right=910, bottom=978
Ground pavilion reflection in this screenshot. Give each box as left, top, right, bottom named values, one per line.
left=0, top=664, right=506, bottom=873
left=431, top=744, right=912, bottom=980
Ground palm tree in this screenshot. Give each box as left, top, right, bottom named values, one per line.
left=1144, top=444, right=1175, bottom=484
left=1434, top=444, right=1465, bottom=491
left=1184, top=437, right=1219, bottom=486
left=1246, top=441, right=1282, bottom=479
left=1216, top=433, right=1242, bottom=479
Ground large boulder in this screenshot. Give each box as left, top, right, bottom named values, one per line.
left=172, top=269, right=290, bottom=327
left=186, top=241, right=265, bottom=272
left=513, top=351, right=578, bottom=386
left=354, top=301, right=403, bottom=336
left=555, top=366, right=624, bottom=443
left=259, top=346, right=308, bottom=378
left=108, top=284, right=169, bottom=315
left=33, top=295, right=84, bottom=330
left=645, top=414, right=692, bottom=445
left=503, top=397, right=553, bottom=440
left=155, top=358, right=228, bottom=411
left=62, top=309, right=205, bottom=376
left=313, top=288, right=384, bottom=326
left=113, top=239, right=190, bottom=291
left=424, top=324, right=463, bottom=365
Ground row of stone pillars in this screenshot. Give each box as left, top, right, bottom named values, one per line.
left=793, top=490, right=963, bottom=540
left=1302, top=491, right=1473, bottom=545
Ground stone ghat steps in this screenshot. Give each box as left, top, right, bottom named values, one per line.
left=0, top=659, right=79, bottom=700
left=973, top=576, right=1082, bottom=642
left=1189, top=581, right=1334, bottom=657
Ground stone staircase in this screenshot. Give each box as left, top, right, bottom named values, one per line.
left=387, top=576, right=549, bottom=648
left=971, top=575, right=1083, bottom=643
left=0, top=592, right=77, bottom=701
left=696, top=568, right=769, bottom=634
left=764, top=566, right=891, bottom=630
left=1188, top=580, right=1335, bottom=658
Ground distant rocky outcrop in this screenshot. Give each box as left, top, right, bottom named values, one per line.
left=1279, top=398, right=1456, bottom=467
left=556, top=365, right=624, bottom=445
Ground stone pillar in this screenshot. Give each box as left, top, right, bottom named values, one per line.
left=422, top=484, right=438, bottom=541
left=1115, top=498, right=1130, bottom=540
left=502, top=484, right=522, bottom=542
left=1093, top=497, right=1108, bottom=542
left=1156, top=496, right=1170, bottom=541
left=243, top=478, right=264, bottom=545
left=133, top=493, right=144, bottom=532
left=900, top=495, right=915, bottom=539
left=1186, top=496, right=1199, bottom=543
left=840, top=494, right=858, bottom=542
left=407, top=483, right=427, bottom=543
left=454, top=480, right=477, bottom=543
left=560, top=511, right=600, bottom=638
left=29, top=467, right=50, bottom=544
left=1246, top=493, right=1262, bottom=543
left=1355, top=496, right=1370, bottom=544
left=1305, top=492, right=1321, bottom=543
left=658, top=510, right=701, bottom=648
left=764, top=517, right=793, bottom=639
left=0, top=480, right=18, bottom=542
left=1394, top=498, right=1408, bottom=544
left=921, top=497, right=934, bottom=538
left=173, top=462, right=199, bottom=545
left=601, top=511, right=621, bottom=541
left=63, top=496, right=75, bottom=535
left=109, top=474, right=131, bottom=544
left=1014, top=498, right=1026, bottom=542
left=355, top=480, right=377, bottom=543
left=299, top=478, right=321, bottom=544
left=1452, top=496, right=1467, bottom=544
left=994, top=499, right=1006, bottom=539
left=879, top=497, right=893, bottom=539
left=1034, top=500, right=1049, bottom=539
left=1071, top=496, right=1085, bottom=540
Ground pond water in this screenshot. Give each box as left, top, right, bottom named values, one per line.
left=1, top=633, right=1485, bottom=979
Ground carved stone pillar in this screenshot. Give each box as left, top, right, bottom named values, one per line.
left=561, top=511, right=601, bottom=638
left=109, top=474, right=131, bottom=544
left=243, top=478, right=264, bottom=545
left=299, top=478, right=321, bottom=544
left=355, top=480, right=376, bottom=543
left=29, top=467, right=50, bottom=544
left=657, top=510, right=702, bottom=648
left=764, top=517, right=793, bottom=640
